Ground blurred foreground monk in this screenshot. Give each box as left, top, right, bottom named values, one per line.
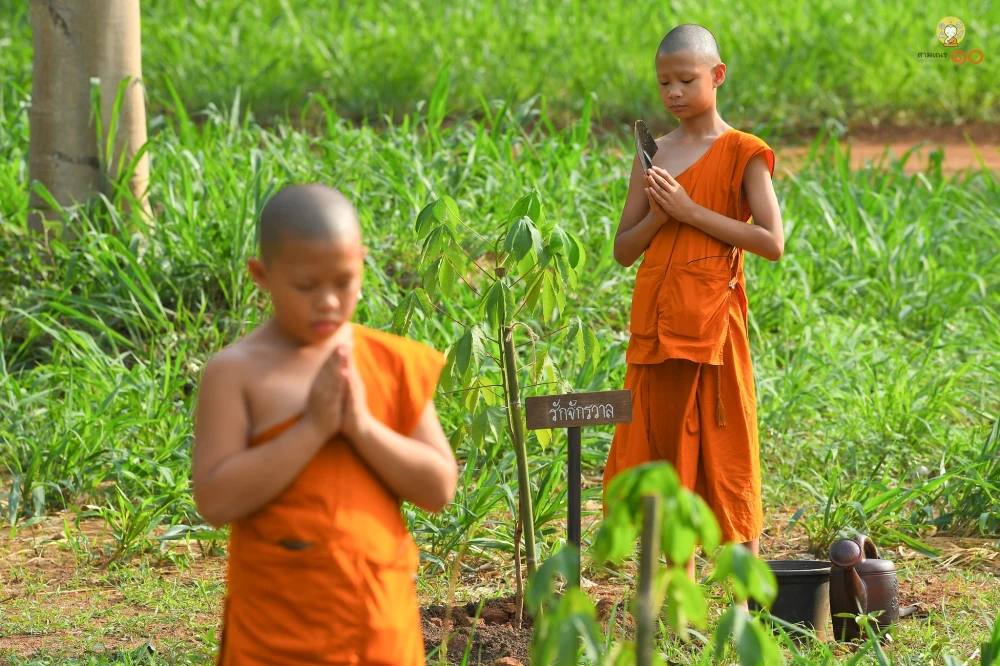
left=604, top=24, right=785, bottom=597
left=191, top=184, right=457, bottom=664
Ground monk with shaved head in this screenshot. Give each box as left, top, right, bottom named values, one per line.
left=605, top=24, right=785, bottom=609
left=192, top=183, right=457, bottom=664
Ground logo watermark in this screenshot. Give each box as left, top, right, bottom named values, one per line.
left=937, top=16, right=965, bottom=46
left=917, top=16, right=985, bottom=64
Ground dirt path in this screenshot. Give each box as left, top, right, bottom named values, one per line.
left=776, top=123, right=1000, bottom=175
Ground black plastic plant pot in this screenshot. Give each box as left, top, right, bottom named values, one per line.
left=749, top=560, right=832, bottom=641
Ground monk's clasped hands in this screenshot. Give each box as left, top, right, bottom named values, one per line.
left=645, top=166, right=697, bottom=224
left=303, top=338, right=374, bottom=444
left=305, top=344, right=350, bottom=440
left=341, top=351, right=374, bottom=443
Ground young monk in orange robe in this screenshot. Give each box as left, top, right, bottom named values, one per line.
left=191, top=184, right=458, bottom=665
left=604, top=24, right=785, bottom=589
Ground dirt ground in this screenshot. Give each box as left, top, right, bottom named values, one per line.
left=2, top=511, right=998, bottom=663
left=775, top=123, right=1000, bottom=175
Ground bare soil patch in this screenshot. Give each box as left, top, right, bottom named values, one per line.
left=775, top=123, right=1000, bottom=175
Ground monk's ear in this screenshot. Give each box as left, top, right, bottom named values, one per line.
left=712, top=63, right=727, bottom=88
left=248, top=257, right=270, bottom=291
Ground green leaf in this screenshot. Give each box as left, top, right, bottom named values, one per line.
left=674, top=568, right=708, bottom=629
left=438, top=257, right=457, bottom=300
left=714, top=605, right=740, bottom=662
left=481, top=380, right=499, bottom=406
left=506, top=190, right=543, bottom=225
left=483, top=281, right=506, bottom=330
left=31, top=485, right=46, bottom=518
left=484, top=281, right=516, bottom=330
left=415, top=200, right=437, bottom=238
left=421, top=224, right=454, bottom=260
left=504, top=216, right=543, bottom=261
left=569, top=233, right=586, bottom=269
left=516, top=251, right=536, bottom=277
left=463, top=382, right=481, bottom=413
left=439, top=195, right=461, bottom=231
left=663, top=522, right=697, bottom=565
left=735, top=618, right=764, bottom=666
left=565, top=317, right=585, bottom=365
left=738, top=619, right=783, bottom=666
left=444, top=243, right=470, bottom=280
left=710, top=544, right=734, bottom=585
left=541, top=271, right=557, bottom=322
left=555, top=253, right=578, bottom=289
left=532, top=347, right=548, bottom=384
left=526, top=546, right=574, bottom=612
left=413, top=288, right=433, bottom=314
left=747, top=556, right=779, bottom=607
left=486, top=406, right=507, bottom=443
left=592, top=501, right=636, bottom=564
left=553, top=267, right=568, bottom=313
left=535, top=428, right=552, bottom=450
left=417, top=196, right=461, bottom=239
left=455, top=328, right=474, bottom=379
left=471, top=325, right=489, bottom=367
left=422, top=257, right=442, bottom=300
left=522, top=271, right=546, bottom=317
left=547, top=224, right=570, bottom=256
left=7, top=479, right=21, bottom=523
left=583, top=325, right=600, bottom=368
left=504, top=282, right=516, bottom=325
left=471, top=408, right=490, bottom=449
left=448, top=426, right=466, bottom=453
left=390, top=292, right=418, bottom=335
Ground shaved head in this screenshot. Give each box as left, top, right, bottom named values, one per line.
left=258, top=184, right=362, bottom=263
left=657, top=24, right=721, bottom=66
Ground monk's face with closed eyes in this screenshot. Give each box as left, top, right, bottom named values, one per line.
left=655, top=49, right=726, bottom=120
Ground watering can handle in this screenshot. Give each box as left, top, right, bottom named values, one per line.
left=856, top=535, right=879, bottom=560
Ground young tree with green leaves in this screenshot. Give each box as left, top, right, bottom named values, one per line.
left=400, top=190, right=597, bottom=621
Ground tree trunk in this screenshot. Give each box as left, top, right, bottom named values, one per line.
left=28, top=0, right=150, bottom=239
left=88, top=0, right=151, bottom=218
left=28, top=0, right=99, bottom=238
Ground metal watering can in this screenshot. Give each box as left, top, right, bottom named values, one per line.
left=829, top=535, right=899, bottom=641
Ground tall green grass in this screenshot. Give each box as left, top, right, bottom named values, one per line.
left=2, top=72, right=998, bottom=571
left=2, top=1, right=998, bottom=132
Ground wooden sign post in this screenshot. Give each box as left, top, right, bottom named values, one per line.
left=525, top=389, right=633, bottom=586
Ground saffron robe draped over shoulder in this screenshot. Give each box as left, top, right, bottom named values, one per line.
left=604, top=129, right=775, bottom=544
left=217, top=325, right=445, bottom=666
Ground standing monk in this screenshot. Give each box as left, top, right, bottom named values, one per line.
left=604, top=24, right=784, bottom=594
left=192, top=183, right=458, bottom=664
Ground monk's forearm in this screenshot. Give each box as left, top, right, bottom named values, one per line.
left=684, top=205, right=783, bottom=261
left=195, top=417, right=326, bottom=527
left=349, top=419, right=457, bottom=513
left=614, top=211, right=664, bottom=267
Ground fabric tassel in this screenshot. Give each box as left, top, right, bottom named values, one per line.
left=716, top=363, right=727, bottom=429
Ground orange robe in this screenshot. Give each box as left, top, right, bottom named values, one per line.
left=604, top=129, right=775, bottom=544
left=217, top=325, right=445, bottom=666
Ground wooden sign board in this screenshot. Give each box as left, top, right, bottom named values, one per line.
left=525, top=389, right=632, bottom=430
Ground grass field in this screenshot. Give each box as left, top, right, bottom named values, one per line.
left=2, top=2, right=999, bottom=132
left=2, top=2, right=1000, bottom=664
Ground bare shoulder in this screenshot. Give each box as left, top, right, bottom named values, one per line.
left=655, top=129, right=683, bottom=151
left=201, top=337, right=255, bottom=384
